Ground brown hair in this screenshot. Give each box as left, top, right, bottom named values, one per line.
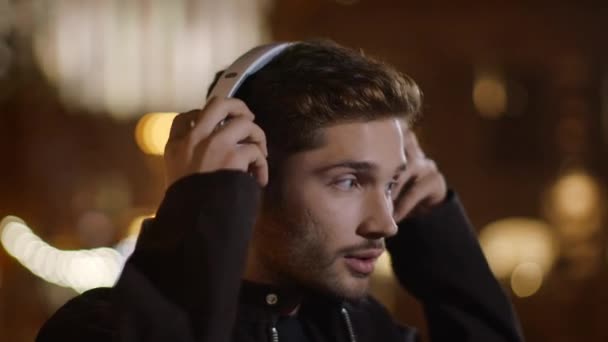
left=209, top=39, right=422, bottom=181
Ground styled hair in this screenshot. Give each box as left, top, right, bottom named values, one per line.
left=208, top=39, right=422, bottom=183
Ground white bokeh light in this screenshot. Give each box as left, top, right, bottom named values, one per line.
left=1, top=216, right=126, bottom=293
left=33, top=0, right=271, bottom=118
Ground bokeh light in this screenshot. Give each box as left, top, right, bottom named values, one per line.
left=127, top=215, right=152, bottom=237
left=479, top=217, right=557, bottom=280
left=374, top=251, right=393, bottom=278
left=32, top=0, right=270, bottom=118
left=116, top=214, right=154, bottom=258
left=550, top=170, right=600, bottom=222
left=510, top=262, right=544, bottom=298
left=473, top=70, right=507, bottom=119
left=1, top=215, right=125, bottom=293
left=135, top=112, right=178, bottom=155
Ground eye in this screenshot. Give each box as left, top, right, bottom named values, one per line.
left=333, top=178, right=359, bottom=191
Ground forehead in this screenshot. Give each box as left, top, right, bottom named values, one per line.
left=288, top=118, right=406, bottom=171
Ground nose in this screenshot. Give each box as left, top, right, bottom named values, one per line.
left=356, top=189, right=398, bottom=240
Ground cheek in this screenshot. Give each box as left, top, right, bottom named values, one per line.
left=298, top=183, right=365, bottom=241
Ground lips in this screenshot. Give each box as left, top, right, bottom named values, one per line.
left=343, top=249, right=384, bottom=276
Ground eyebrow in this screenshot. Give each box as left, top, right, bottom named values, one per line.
left=314, top=161, right=407, bottom=175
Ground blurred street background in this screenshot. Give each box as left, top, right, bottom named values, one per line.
left=1, top=1, right=608, bottom=340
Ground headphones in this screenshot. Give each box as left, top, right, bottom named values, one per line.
left=206, top=42, right=294, bottom=100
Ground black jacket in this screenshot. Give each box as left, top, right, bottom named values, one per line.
left=37, top=170, right=524, bottom=342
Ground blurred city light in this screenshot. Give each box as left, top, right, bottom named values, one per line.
left=32, top=0, right=270, bottom=118
left=127, top=215, right=152, bottom=237
left=479, top=217, right=557, bottom=280
left=116, top=214, right=154, bottom=258
left=135, top=112, right=178, bottom=155
left=473, top=69, right=507, bottom=119
left=549, top=170, right=600, bottom=222
left=374, top=251, right=393, bottom=278
left=1, top=215, right=126, bottom=293
left=510, top=262, right=543, bottom=298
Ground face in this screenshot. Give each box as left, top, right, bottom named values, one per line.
left=252, top=118, right=407, bottom=300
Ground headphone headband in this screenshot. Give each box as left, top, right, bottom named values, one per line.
left=206, top=42, right=293, bottom=101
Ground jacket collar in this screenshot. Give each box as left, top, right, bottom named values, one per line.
left=239, top=280, right=303, bottom=316
left=238, top=280, right=347, bottom=317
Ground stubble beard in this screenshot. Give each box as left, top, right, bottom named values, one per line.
left=258, top=208, right=370, bottom=301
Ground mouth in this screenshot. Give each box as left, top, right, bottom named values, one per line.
left=343, top=249, right=384, bottom=276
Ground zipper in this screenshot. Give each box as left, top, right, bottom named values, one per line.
left=267, top=307, right=357, bottom=342
left=341, top=307, right=357, bottom=342
left=269, top=318, right=279, bottom=342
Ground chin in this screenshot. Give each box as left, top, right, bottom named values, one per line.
left=341, top=279, right=371, bottom=300
left=317, top=274, right=371, bottom=301
left=286, top=262, right=372, bottom=301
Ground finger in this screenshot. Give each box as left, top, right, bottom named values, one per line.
left=250, top=152, right=269, bottom=187
left=392, top=175, right=416, bottom=202
left=393, top=171, right=439, bottom=222
left=234, top=144, right=269, bottom=186
left=169, top=110, right=200, bottom=142
left=211, top=118, right=268, bottom=156
left=191, top=97, right=255, bottom=142
left=395, top=159, right=439, bottom=200
left=402, top=128, right=425, bottom=161
left=398, top=158, right=436, bottom=194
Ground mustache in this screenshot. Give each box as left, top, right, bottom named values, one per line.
left=337, top=239, right=385, bottom=256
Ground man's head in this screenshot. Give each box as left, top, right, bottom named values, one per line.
left=212, top=40, right=422, bottom=300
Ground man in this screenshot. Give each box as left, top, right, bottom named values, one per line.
left=38, top=40, right=523, bottom=341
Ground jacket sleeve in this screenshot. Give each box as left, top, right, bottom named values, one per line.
left=116, top=170, right=261, bottom=342
left=37, top=170, right=261, bottom=342
left=386, top=190, right=524, bottom=342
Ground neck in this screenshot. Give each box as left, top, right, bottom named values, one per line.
left=243, top=244, right=283, bottom=286
left=243, top=246, right=302, bottom=316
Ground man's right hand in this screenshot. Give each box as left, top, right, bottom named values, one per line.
left=163, top=97, right=269, bottom=188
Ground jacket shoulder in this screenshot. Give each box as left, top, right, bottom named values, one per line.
left=36, top=287, right=117, bottom=342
